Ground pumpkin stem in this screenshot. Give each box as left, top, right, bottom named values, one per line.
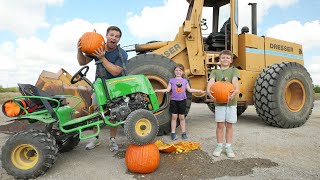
left=93, top=29, right=96, bottom=33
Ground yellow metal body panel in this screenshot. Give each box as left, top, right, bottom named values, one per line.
left=264, top=37, right=304, bottom=66
left=235, top=33, right=265, bottom=71
left=237, top=70, right=260, bottom=105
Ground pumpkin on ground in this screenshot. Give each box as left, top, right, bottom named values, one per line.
left=210, top=81, right=235, bottom=103
left=125, top=143, right=160, bottom=174
left=80, top=30, right=105, bottom=55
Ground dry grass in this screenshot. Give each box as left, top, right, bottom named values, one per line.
left=0, top=92, right=21, bottom=104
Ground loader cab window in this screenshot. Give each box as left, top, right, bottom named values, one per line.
left=203, top=3, right=231, bottom=51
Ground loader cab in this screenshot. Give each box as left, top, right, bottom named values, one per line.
left=201, top=0, right=239, bottom=57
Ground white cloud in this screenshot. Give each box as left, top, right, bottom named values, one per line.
left=306, top=56, right=320, bottom=86
left=0, top=0, right=63, bottom=37
left=126, top=0, right=189, bottom=40
left=0, top=19, right=109, bottom=87
left=266, top=20, right=320, bottom=49
left=234, top=0, right=298, bottom=34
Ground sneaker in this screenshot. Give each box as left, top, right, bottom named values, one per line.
left=225, top=146, right=235, bottom=158
left=212, top=144, right=223, bottom=157
left=85, top=138, right=101, bottom=150
left=181, top=132, right=188, bottom=140
left=171, top=133, right=178, bottom=140
left=109, top=138, right=119, bottom=152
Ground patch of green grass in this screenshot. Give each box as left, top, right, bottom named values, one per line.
left=315, top=93, right=320, bottom=101
left=0, top=92, right=21, bottom=104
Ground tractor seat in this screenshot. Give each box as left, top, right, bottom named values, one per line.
left=18, top=84, right=66, bottom=109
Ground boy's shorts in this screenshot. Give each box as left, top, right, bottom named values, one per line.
left=214, top=105, right=237, bottom=123
left=169, top=99, right=187, bottom=115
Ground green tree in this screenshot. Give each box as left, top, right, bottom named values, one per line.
left=315, top=85, right=320, bottom=93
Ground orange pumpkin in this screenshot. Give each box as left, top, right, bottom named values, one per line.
left=210, top=81, right=235, bottom=103
left=125, top=143, right=160, bottom=174
left=2, top=99, right=27, bottom=117
left=80, top=30, right=105, bottom=55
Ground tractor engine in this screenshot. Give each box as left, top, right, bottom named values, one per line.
left=109, top=93, right=148, bottom=122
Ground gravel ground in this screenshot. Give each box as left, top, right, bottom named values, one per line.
left=0, top=101, right=319, bottom=180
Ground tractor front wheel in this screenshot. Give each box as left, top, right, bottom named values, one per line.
left=1, top=130, right=58, bottom=179
left=124, top=109, right=159, bottom=145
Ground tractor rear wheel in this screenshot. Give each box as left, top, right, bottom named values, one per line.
left=1, top=130, right=58, bottom=179
left=127, top=54, right=192, bottom=135
left=124, top=109, right=159, bottom=145
left=253, top=62, right=315, bottom=128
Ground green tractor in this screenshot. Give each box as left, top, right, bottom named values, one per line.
left=1, top=64, right=165, bottom=179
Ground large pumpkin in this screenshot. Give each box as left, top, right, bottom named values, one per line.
left=2, top=99, right=27, bottom=117
left=210, top=81, right=235, bottom=103
left=125, top=143, right=160, bottom=174
left=80, top=30, right=105, bottom=55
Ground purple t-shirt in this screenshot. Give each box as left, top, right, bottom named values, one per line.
left=169, top=78, right=188, bottom=101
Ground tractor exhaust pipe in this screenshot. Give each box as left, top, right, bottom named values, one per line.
left=248, top=3, right=257, bottom=35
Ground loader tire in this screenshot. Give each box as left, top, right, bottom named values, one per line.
left=237, top=104, right=248, bottom=116
left=1, top=130, right=58, bottom=179
left=207, top=103, right=248, bottom=116
left=127, top=54, right=192, bottom=135
left=124, top=109, right=159, bottom=145
left=253, top=62, right=315, bottom=128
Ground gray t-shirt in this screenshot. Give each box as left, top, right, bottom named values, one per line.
left=89, top=47, right=128, bottom=80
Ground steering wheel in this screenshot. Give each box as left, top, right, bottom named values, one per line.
left=71, top=66, right=89, bottom=84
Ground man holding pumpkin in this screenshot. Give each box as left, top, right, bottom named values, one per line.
left=206, top=50, right=239, bottom=158
left=77, top=26, right=128, bottom=151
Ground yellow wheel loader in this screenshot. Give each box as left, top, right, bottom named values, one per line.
left=1, top=0, right=313, bottom=135
left=125, top=0, right=315, bottom=134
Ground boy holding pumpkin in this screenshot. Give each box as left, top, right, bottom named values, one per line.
left=206, top=50, right=240, bottom=158
left=77, top=26, right=128, bottom=152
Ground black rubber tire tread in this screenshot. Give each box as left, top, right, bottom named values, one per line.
left=127, top=54, right=192, bottom=135
left=57, top=134, right=80, bottom=153
left=124, top=109, right=159, bottom=145
left=207, top=103, right=248, bottom=116
left=237, top=105, right=248, bottom=116
left=1, top=130, right=58, bottom=179
left=253, top=62, right=315, bottom=128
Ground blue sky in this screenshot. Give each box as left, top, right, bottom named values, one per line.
left=0, top=0, right=319, bottom=87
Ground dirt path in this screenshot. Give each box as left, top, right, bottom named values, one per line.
left=0, top=102, right=320, bottom=180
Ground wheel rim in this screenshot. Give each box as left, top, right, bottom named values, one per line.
left=11, top=144, right=39, bottom=170
left=135, top=118, right=152, bottom=137
left=146, top=75, right=167, bottom=104
left=285, top=79, right=306, bottom=112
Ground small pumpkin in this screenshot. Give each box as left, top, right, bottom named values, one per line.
left=154, top=140, right=176, bottom=153
left=80, top=30, right=105, bottom=55
left=210, top=81, right=235, bottom=103
left=125, top=143, right=160, bottom=174
left=2, top=99, right=27, bottom=117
